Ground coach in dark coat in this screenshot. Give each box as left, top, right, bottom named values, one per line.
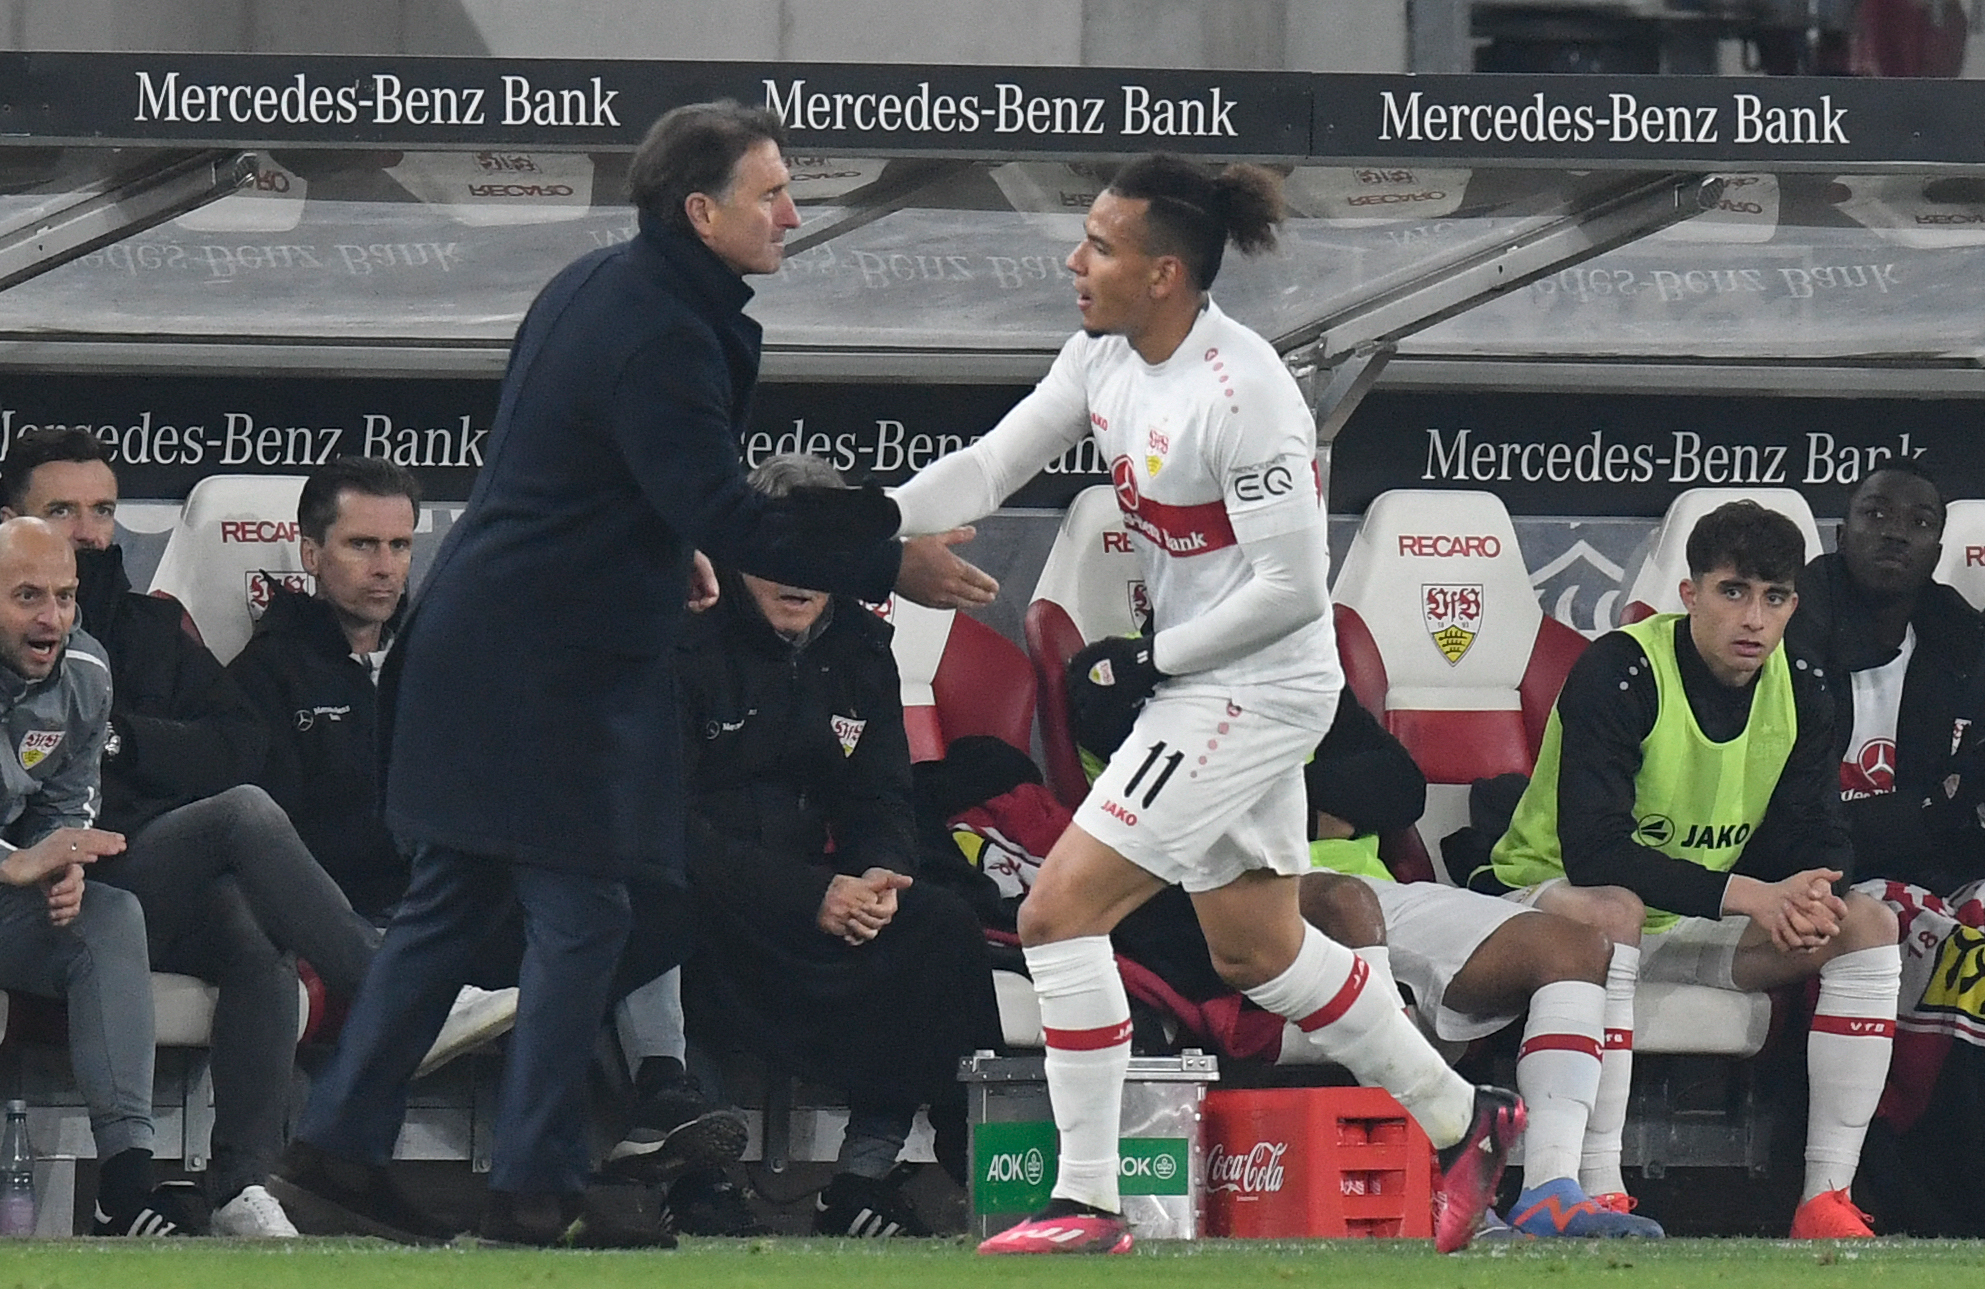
left=279, top=102, right=994, bottom=1247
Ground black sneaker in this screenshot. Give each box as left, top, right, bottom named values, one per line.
left=93, top=1181, right=201, bottom=1237
left=604, top=1062, right=748, bottom=1185
left=479, top=1188, right=677, bottom=1250
left=812, top=1167, right=931, bottom=1238
left=266, top=1140, right=459, bottom=1244
left=664, top=1168, right=769, bottom=1237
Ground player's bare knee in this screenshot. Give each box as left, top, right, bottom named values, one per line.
left=1582, top=887, right=1646, bottom=947
left=1836, top=891, right=1899, bottom=952
left=1014, top=893, right=1066, bottom=949
left=1208, top=943, right=1279, bottom=993
left=1298, top=872, right=1384, bottom=948
left=1548, top=917, right=1614, bottom=985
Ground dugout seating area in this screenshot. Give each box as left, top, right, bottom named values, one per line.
left=0, top=474, right=1819, bottom=1197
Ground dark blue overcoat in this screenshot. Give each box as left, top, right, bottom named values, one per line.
left=380, top=214, right=901, bottom=882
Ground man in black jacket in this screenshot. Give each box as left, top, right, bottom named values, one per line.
left=0, top=430, right=393, bottom=1238
left=229, top=456, right=419, bottom=921
left=1783, top=463, right=1985, bottom=1235
left=675, top=454, right=1001, bottom=1238
left=1784, top=463, right=1985, bottom=891
left=275, top=101, right=997, bottom=1249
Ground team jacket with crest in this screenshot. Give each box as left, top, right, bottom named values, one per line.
left=0, top=629, right=112, bottom=851
left=893, top=299, right=1339, bottom=729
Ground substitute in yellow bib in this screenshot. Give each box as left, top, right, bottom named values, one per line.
left=1488, top=500, right=1900, bottom=1241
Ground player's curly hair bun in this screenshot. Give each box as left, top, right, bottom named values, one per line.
left=1210, top=164, right=1285, bottom=257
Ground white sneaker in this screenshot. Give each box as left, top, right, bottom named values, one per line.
left=415, top=985, right=520, bottom=1078
left=211, top=1184, right=299, bottom=1238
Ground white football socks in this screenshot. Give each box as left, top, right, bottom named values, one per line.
left=1026, top=935, right=1133, bottom=1212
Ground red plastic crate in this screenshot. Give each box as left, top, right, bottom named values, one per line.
left=1203, top=1086, right=1435, bottom=1238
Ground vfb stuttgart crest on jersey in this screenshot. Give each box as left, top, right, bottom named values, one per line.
left=17, top=729, right=63, bottom=770
left=1422, top=584, right=1484, bottom=666
left=831, top=714, right=867, bottom=758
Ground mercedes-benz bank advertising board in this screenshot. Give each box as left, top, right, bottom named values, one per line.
left=3, top=52, right=1984, bottom=628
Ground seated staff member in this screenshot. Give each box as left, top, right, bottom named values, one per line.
left=1487, top=500, right=1902, bottom=1240
left=0, top=516, right=184, bottom=1237
left=0, top=429, right=495, bottom=1239
left=1083, top=662, right=1659, bottom=1239
left=673, top=454, right=1002, bottom=1239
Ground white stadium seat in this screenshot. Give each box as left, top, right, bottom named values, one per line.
left=1331, top=489, right=1586, bottom=883
left=1620, top=487, right=1824, bottom=624
left=147, top=474, right=311, bottom=665
left=1930, top=498, right=1985, bottom=611
left=1332, top=488, right=1769, bottom=1058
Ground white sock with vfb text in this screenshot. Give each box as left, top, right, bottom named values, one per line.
left=1246, top=924, right=1474, bottom=1148
left=1804, top=944, right=1900, bottom=1202
left=1516, top=980, right=1605, bottom=1191
left=1580, top=943, right=1639, bottom=1198
left=1026, top=935, right=1133, bottom=1213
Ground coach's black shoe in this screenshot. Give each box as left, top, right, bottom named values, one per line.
left=93, top=1181, right=200, bottom=1237
left=267, top=1141, right=458, bottom=1244
left=813, top=1166, right=932, bottom=1238
left=479, top=1188, right=677, bottom=1249
left=604, top=1058, right=748, bottom=1185
left=664, top=1168, right=769, bottom=1237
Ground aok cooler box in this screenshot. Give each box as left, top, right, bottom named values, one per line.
left=1202, top=1086, right=1436, bottom=1238
left=961, top=1049, right=1218, bottom=1240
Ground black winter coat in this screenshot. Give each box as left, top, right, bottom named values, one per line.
left=228, top=585, right=408, bottom=918
left=677, top=588, right=999, bottom=1106
left=1785, top=550, right=1985, bottom=890
left=381, top=216, right=903, bottom=879
left=75, top=546, right=269, bottom=836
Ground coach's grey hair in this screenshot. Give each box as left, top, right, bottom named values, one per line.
left=746, top=453, right=846, bottom=498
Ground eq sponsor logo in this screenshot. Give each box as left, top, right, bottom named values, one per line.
left=1206, top=1141, right=1287, bottom=1196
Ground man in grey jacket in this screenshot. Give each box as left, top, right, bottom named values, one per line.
left=0, top=517, right=180, bottom=1236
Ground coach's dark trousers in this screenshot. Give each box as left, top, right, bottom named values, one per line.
left=297, top=842, right=632, bottom=1195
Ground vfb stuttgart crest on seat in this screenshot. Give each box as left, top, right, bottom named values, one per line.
left=1422, top=584, right=1484, bottom=666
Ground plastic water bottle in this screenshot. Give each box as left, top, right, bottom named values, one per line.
left=0, top=1100, right=35, bottom=1236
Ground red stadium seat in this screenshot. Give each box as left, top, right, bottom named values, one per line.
left=878, top=595, right=1036, bottom=761
left=1021, top=485, right=1147, bottom=807
left=1331, top=489, right=1588, bottom=883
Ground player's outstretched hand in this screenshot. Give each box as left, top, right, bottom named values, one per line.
left=897, top=528, right=999, bottom=609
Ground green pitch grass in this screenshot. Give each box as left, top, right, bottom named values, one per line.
left=1, top=1238, right=1983, bottom=1289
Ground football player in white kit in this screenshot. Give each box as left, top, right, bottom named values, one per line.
left=890, top=155, right=1524, bottom=1255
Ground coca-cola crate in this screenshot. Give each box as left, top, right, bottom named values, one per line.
left=1203, top=1086, right=1435, bottom=1238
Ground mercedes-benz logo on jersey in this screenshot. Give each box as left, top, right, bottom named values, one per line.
left=1854, top=738, right=1897, bottom=793
left=1111, top=455, right=1142, bottom=512
left=1634, top=814, right=1675, bottom=847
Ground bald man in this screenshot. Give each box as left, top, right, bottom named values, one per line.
left=0, top=518, right=180, bottom=1235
